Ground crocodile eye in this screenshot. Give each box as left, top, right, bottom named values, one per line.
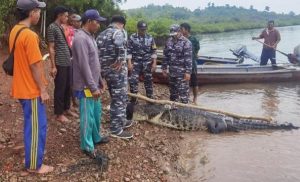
left=164, top=104, right=172, bottom=109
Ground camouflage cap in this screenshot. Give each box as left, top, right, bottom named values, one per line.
left=169, top=24, right=180, bottom=36
left=70, top=14, right=81, bottom=21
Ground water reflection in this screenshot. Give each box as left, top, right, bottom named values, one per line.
left=261, top=87, right=279, bottom=118
left=182, top=25, right=300, bottom=182
left=198, top=25, right=300, bottom=64
left=198, top=82, right=300, bottom=124
left=184, top=82, right=300, bottom=182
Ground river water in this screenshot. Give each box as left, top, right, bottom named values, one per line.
left=180, top=26, right=300, bottom=182
left=198, top=25, right=300, bottom=64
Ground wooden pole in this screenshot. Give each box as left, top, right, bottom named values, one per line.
left=128, top=93, right=273, bottom=122
left=255, top=39, right=289, bottom=57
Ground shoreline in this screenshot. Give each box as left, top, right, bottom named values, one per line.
left=0, top=51, right=195, bottom=181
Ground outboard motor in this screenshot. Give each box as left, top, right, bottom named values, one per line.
left=230, top=45, right=260, bottom=63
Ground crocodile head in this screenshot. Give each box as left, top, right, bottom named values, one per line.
left=128, top=102, right=207, bottom=130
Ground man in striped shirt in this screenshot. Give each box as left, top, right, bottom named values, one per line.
left=47, top=6, right=78, bottom=122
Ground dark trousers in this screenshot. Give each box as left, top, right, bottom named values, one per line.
left=260, top=48, right=276, bottom=65
left=54, top=65, right=71, bottom=115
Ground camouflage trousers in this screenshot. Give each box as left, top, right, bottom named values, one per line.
left=129, top=60, right=153, bottom=98
left=169, top=76, right=190, bottom=104
left=104, top=67, right=128, bottom=134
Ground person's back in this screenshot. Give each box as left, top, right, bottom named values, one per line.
left=97, top=25, right=127, bottom=76
left=96, top=15, right=133, bottom=139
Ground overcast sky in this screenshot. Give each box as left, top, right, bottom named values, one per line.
left=120, top=0, right=300, bottom=14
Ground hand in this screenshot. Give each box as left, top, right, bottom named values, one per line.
left=92, top=90, right=101, bottom=100
left=50, top=67, right=57, bottom=78
left=40, top=90, right=50, bottom=104
left=151, top=62, right=157, bottom=72
left=111, top=61, right=122, bottom=71
left=162, top=69, right=168, bottom=77
left=99, top=80, right=107, bottom=94
left=184, top=73, right=191, bottom=81
left=128, top=61, right=133, bottom=72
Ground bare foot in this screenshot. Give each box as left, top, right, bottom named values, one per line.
left=65, top=110, right=79, bottom=118
left=70, top=107, right=79, bottom=114
left=27, top=164, right=54, bottom=174
left=56, top=114, right=70, bottom=123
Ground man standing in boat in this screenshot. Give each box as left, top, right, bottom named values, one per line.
left=180, top=23, right=200, bottom=104
left=252, top=20, right=281, bottom=65
left=162, top=24, right=192, bottom=104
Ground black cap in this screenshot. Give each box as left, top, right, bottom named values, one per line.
left=111, top=15, right=126, bottom=25
left=53, top=6, right=69, bottom=19
left=137, top=21, right=147, bottom=30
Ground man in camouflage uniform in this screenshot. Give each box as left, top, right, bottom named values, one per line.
left=162, top=24, right=192, bottom=104
left=128, top=21, right=157, bottom=101
left=180, top=23, right=200, bottom=104
left=96, top=15, right=133, bottom=139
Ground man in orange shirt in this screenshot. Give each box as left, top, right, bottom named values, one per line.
left=9, top=0, right=53, bottom=174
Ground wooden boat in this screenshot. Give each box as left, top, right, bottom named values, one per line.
left=156, top=50, right=242, bottom=65
left=196, top=56, right=243, bottom=65
left=152, top=64, right=300, bottom=85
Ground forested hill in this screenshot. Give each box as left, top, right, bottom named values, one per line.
left=125, top=4, right=300, bottom=37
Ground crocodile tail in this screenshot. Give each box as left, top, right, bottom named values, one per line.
left=228, top=119, right=299, bottom=131
left=279, top=123, right=300, bottom=130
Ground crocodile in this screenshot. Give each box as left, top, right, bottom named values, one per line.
left=126, top=102, right=299, bottom=133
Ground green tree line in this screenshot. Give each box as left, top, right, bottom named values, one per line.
left=0, top=0, right=125, bottom=46
left=1, top=2, right=300, bottom=46
left=125, top=4, right=300, bottom=40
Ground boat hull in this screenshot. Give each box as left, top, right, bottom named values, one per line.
left=152, top=65, right=300, bottom=85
